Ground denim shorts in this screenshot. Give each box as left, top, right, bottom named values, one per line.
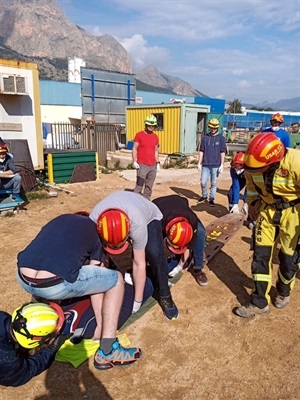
left=16, top=265, right=119, bottom=300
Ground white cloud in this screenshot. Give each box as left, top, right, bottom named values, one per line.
left=60, top=0, right=300, bottom=103
left=237, top=80, right=251, bottom=89
left=119, top=34, right=170, bottom=68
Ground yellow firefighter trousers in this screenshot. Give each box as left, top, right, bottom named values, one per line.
left=251, top=204, right=300, bottom=308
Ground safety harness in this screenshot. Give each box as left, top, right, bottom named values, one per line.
left=253, top=162, right=300, bottom=225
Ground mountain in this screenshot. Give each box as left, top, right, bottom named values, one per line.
left=0, top=0, right=131, bottom=73
left=0, top=0, right=298, bottom=109
left=135, top=65, right=208, bottom=97
left=255, top=98, right=300, bottom=113
left=0, top=0, right=206, bottom=97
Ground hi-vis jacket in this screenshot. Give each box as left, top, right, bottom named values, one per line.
left=245, top=148, right=300, bottom=207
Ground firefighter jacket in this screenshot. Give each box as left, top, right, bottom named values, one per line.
left=245, top=148, right=300, bottom=207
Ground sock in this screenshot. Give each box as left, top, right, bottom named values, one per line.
left=100, top=338, right=115, bottom=355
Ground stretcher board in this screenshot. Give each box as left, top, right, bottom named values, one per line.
left=204, top=213, right=246, bottom=263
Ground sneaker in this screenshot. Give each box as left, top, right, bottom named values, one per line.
left=274, top=295, right=290, bottom=309
left=236, top=303, right=270, bottom=318
left=209, top=200, right=216, bottom=207
left=94, top=339, right=142, bottom=370
left=12, top=195, right=24, bottom=204
left=193, top=269, right=208, bottom=286
left=159, top=295, right=179, bottom=320
left=197, top=196, right=207, bottom=203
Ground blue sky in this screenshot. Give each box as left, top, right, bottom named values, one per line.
left=57, top=0, right=300, bottom=105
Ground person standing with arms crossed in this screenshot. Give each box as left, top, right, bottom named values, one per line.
left=132, top=114, right=160, bottom=200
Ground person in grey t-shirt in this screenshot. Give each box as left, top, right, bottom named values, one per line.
left=90, top=191, right=179, bottom=320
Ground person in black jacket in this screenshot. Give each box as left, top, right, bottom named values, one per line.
left=0, top=277, right=154, bottom=388
left=0, top=302, right=69, bottom=387
left=152, top=194, right=208, bottom=286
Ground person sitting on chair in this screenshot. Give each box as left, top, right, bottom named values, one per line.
left=0, top=142, right=24, bottom=204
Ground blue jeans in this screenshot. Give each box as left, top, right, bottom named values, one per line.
left=145, top=219, right=171, bottom=298
left=0, top=173, right=22, bottom=194
left=201, top=166, right=219, bottom=201
left=192, top=221, right=206, bottom=269
left=16, top=265, right=118, bottom=300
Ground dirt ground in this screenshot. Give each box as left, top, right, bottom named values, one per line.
left=1, top=167, right=300, bottom=400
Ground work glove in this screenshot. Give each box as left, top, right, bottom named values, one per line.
left=218, top=164, right=224, bottom=174
left=48, top=315, right=73, bottom=352
left=124, top=272, right=133, bottom=286
left=48, top=333, right=71, bottom=352
left=133, top=161, right=140, bottom=169
left=197, top=163, right=202, bottom=172
left=230, top=204, right=240, bottom=214
left=156, top=162, right=160, bottom=171
left=241, top=202, right=248, bottom=215
left=168, top=263, right=183, bottom=278
left=132, top=300, right=142, bottom=314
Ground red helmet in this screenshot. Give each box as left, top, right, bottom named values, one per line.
left=231, top=152, right=245, bottom=168
left=96, top=208, right=130, bottom=255
left=270, top=113, right=284, bottom=124
left=0, top=144, right=8, bottom=153
left=244, top=132, right=285, bottom=170
left=165, top=217, right=194, bottom=254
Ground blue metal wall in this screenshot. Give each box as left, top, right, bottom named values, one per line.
left=136, top=90, right=194, bottom=104
left=40, top=80, right=81, bottom=106
left=135, top=90, right=225, bottom=114
left=194, top=97, right=225, bottom=113
left=224, top=111, right=300, bottom=129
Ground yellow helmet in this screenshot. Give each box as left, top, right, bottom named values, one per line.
left=208, top=118, right=220, bottom=129
left=11, top=302, right=65, bottom=349
left=144, top=114, right=157, bottom=126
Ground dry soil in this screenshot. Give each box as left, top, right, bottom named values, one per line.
left=1, top=167, right=300, bottom=400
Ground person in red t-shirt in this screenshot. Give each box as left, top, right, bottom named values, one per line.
left=132, top=114, right=160, bottom=200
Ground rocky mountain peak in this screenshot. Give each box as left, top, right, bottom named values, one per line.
left=0, top=0, right=206, bottom=97
left=0, top=0, right=132, bottom=74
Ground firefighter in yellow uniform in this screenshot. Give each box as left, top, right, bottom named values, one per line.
left=236, top=132, right=300, bottom=318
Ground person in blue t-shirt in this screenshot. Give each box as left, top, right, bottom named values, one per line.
left=262, top=113, right=290, bottom=148
left=197, top=118, right=227, bottom=207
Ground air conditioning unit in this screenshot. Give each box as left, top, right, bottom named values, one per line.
left=0, top=74, right=27, bottom=95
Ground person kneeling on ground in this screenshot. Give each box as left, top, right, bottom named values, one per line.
left=153, top=194, right=208, bottom=286
left=89, top=191, right=179, bottom=321
left=16, top=213, right=141, bottom=370
left=0, top=302, right=69, bottom=387
left=227, top=152, right=254, bottom=229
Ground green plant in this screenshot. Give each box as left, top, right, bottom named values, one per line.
left=100, top=168, right=112, bottom=174
left=26, top=191, right=49, bottom=200
left=2, top=211, right=15, bottom=217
